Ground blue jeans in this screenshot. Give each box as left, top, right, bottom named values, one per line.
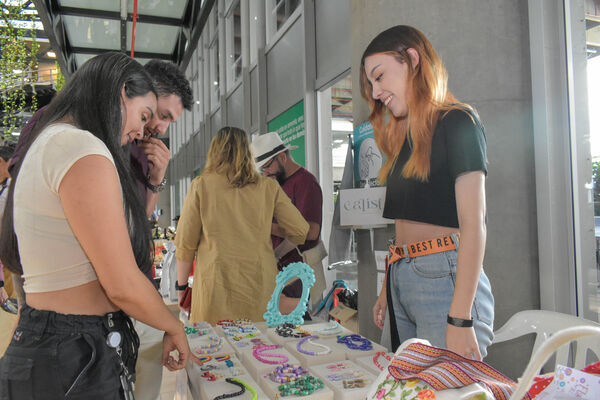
left=388, top=247, right=495, bottom=358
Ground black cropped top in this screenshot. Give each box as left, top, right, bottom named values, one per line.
left=382, top=109, right=487, bottom=228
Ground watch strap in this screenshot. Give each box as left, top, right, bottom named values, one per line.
left=175, top=282, right=188, bottom=291
left=146, top=176, right=167, bottom=193
left=447, top=315, right=474, bottom=328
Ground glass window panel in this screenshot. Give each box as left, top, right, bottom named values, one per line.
left=273, top=0, right=300, bottom=32
left=58, top=0, right=120, bottom=12
left=586, top=1, right=600, bottom=319
left=126, top=22, right=179, bottom=54
left=127, top=0, right=187, bottom=19
left=62, top=16, right=120, bottom=49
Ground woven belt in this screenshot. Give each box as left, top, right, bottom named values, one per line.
left=388, top=235, right=457, bottom=264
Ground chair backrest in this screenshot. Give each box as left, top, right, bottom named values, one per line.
left=493, top=310, right=600, bottom=369
left=508, top=326, right=600, bottom=400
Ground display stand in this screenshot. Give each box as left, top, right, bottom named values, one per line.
left=199, top=373, right=269, bottom=399
left=355, top=352, right=394, bottom=376
left=240, top=346, right=301, bottom=381
left=283, top=336, right=346, bottom=366
left=310, top=360, right=377, bottom=400
left=258, top=372, right=334, bottom=400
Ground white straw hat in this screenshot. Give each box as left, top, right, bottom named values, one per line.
left=251, top=132, right=298, bottom=168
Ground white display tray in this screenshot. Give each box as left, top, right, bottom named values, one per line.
left=258, top=371, right=334, bottom=400
left=310, top=359, right=377, bottom=400
left=354, top=352, right=394, bottom=376
left=283, top=336, right=346, bottom=366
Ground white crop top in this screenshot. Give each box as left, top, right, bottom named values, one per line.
left=14, top=123, right=116, bottom=293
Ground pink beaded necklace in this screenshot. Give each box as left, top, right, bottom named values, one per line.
left=252, top=344, right=289, bottom=364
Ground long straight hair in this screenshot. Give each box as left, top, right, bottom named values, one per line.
left=360, top=25, right=473, bottom=183
left=203, top=127, right=259, bottom=188
left=0, top=52, right=155, bottom=275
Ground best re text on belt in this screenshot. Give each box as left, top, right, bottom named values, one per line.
left=388, top=234, right=457, bottom=265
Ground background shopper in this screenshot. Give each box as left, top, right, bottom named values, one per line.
left=176, top=127, right=309, bottom=324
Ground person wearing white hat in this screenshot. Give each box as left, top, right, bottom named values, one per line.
left=252, top=132, right=326, bottom=314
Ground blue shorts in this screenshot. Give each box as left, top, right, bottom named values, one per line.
left=388, top=248, right=495, bottom=357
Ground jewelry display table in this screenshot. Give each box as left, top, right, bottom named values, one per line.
left=183, top=319, right=382, bottom=399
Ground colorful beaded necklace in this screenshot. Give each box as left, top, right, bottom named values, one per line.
left=252, top=344, right=289, bottom=364
left=275, top=323, right=310, bottom=338
left=315, top=320, right=343, bottom=337
left=336, top=334, right=373, bottom=351
left=195, top=336, right=224, bottom=355
left=373, top=351, right=392, bottom=370
left=277, top=375, right=325, bottom=397
left=212, top=377, right=245, bottom=399
left=266, top=363, right=308, bottom=383
left=296, top=335, right=332, bottom=356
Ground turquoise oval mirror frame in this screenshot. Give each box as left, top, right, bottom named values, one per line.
left=263, top=262, right=315, bottom=327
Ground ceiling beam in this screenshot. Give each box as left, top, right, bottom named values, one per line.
left=70, top=47, right=173, bottom=61
left=32, top=0, right=72, bottom=79
left=179, top=0, right=216, bottom=70
left=58, top=6, right=181, bottom=26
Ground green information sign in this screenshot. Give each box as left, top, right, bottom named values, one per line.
left=267, top=100, right=305, bottom=167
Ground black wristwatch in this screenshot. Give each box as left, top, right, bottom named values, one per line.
left=146, top=176, right=167, bottom=193
left=447, top=315, right=474, bottom=328
left=175, top=282, right=188, bottom=291
left=0, top=280, right=4, bottom=289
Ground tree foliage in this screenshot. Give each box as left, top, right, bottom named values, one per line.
left=593, top=161, right=600, bottom=216
left=0, top=0, right=39, bottom=136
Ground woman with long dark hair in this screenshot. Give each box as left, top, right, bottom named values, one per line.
left=361, top=26, right=494, bottom=359
left=0, top=52, right=194, bottom=399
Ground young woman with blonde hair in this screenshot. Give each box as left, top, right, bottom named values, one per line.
left=361, top=25, right=494, bottom=359
left=175, top=127, right=308, bottom=324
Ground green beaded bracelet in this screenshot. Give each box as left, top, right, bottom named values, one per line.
left=231, top=377, right=257, bottom=400
left=277, top=375, right=324, bottom=397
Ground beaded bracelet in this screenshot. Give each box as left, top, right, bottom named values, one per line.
left=231, top=377, right=257, bottom=400
left=195, top=336, right=224, bottom=355
left=315, top=320, right=343, bottom=336
left=336, top=334, right=373, bottom=351
left=296, top=335, right=332, bottom=356
left=275, top=323, right=306, bottom=338
left=373, top=351, right=392, bottom=370
left=252, top=344, right=289, bottom=364
left=277, top=375, right=325, bottom=397
left=342, top=378, right=368, bottom=389
left=266, top=363, right=308, bottom=383
left=213, top=377, right=245, bottom=399
left=327, top=370, right=364, bottom=381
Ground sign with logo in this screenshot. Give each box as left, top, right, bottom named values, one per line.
left=353, top=121, right=384, bottom=188
left=267, top=100, right=306, bottom=166
left=339, top=187, right=393, bottom=226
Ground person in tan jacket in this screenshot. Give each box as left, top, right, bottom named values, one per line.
left=175, top=127, right=308, bottom=324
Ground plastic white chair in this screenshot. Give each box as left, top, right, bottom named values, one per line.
left=493, top=310, right=600, bottom=370
left=508, top=325, right=600, bottom=400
